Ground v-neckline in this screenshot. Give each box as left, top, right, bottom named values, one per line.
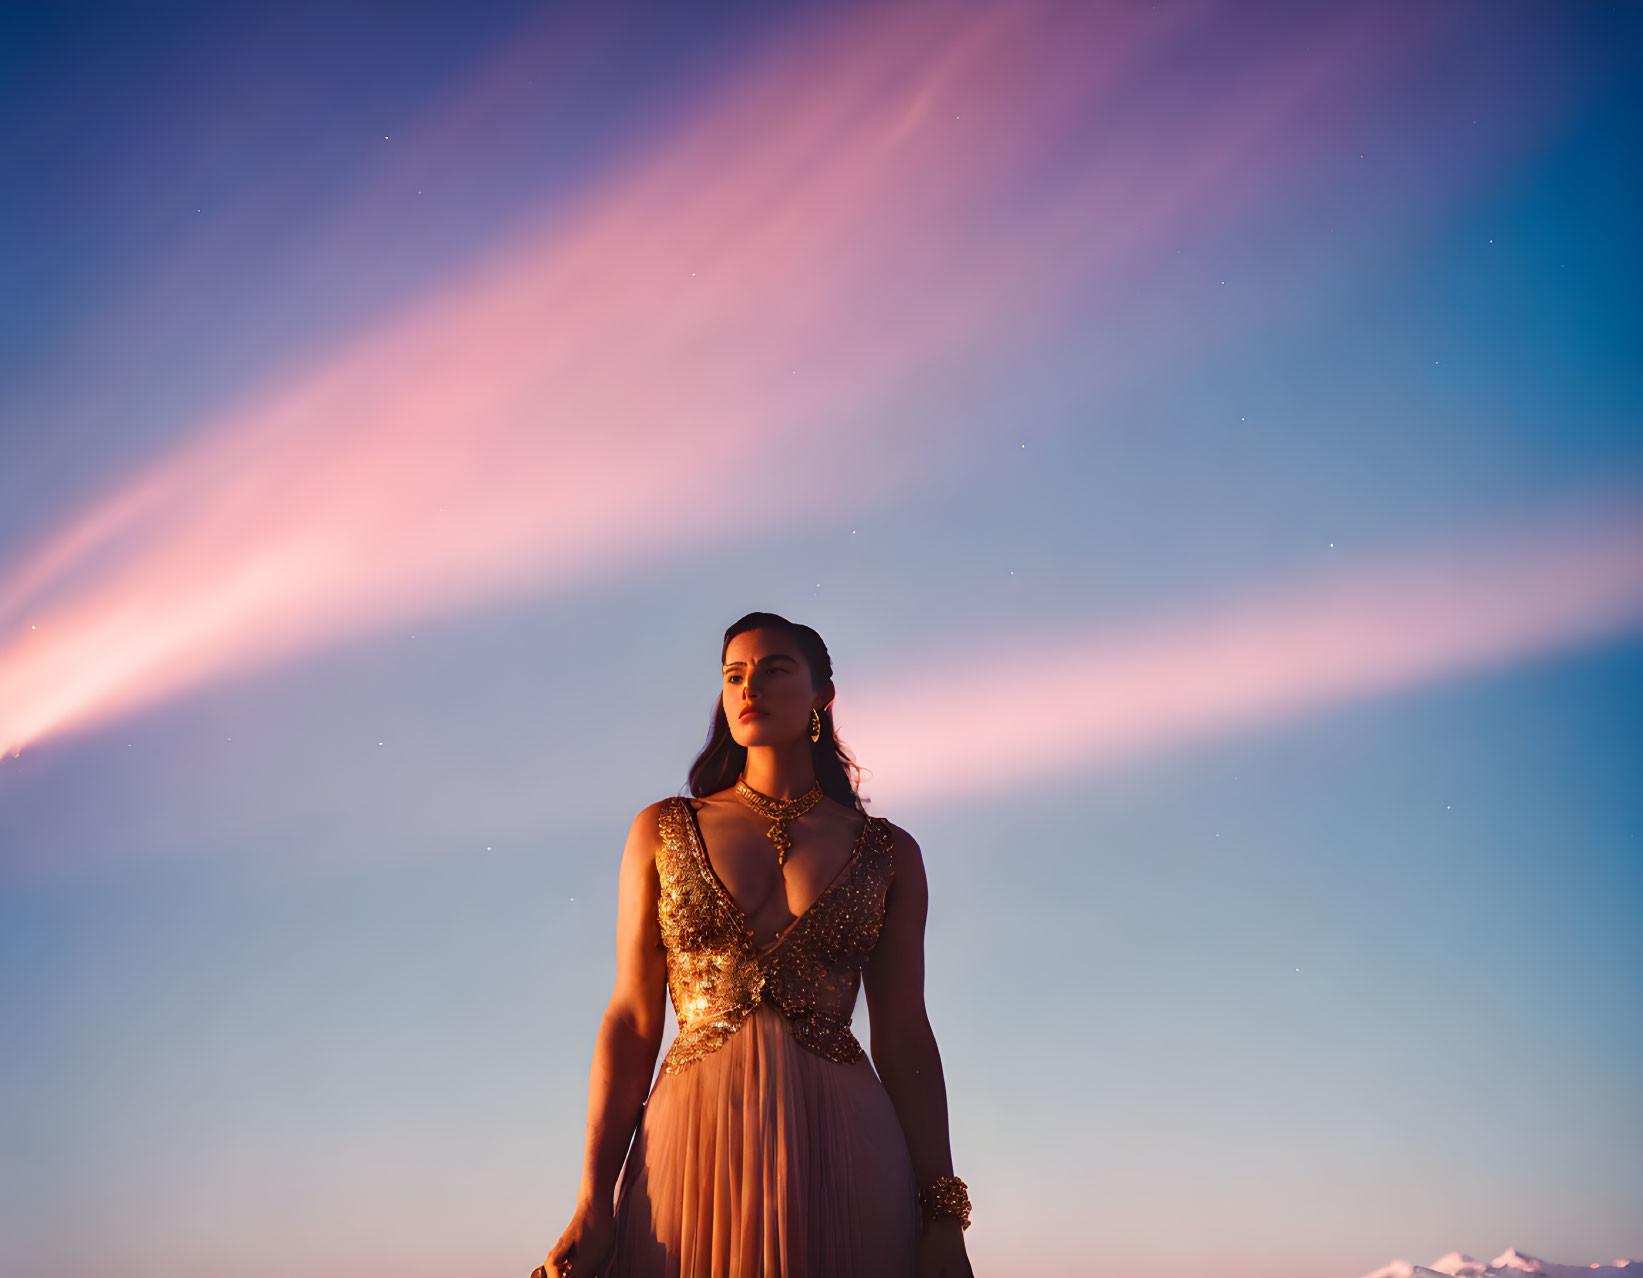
left=680, top=796, right=871, bottom=956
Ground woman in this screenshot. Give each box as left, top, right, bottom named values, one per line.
left=535, top=611, right=975, bottom=1278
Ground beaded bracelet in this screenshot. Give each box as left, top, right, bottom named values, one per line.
left=917, top=1174, right=972, bottom=1230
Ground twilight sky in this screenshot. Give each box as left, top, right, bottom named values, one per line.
left=1, top=3, right=1640, bottom=1276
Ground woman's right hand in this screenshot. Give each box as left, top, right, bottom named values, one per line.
left=535, top=1203, right=616, bottom=1278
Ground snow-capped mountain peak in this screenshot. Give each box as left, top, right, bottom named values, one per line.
left=1492, top=1248, right=1549, bottom=1272
left=1431, top=1252, right=1490, bottom=1276
left=1360, top=1248, right=1640, bottom=1278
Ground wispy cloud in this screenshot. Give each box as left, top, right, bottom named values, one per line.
left=846, top=489, right=1643, bottom=808
left=0, top=2, right=1552, bottom=759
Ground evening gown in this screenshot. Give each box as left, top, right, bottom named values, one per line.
left=602, top=796, right=919, bottom=1278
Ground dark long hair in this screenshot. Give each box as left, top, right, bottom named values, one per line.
left=686, top=611, right=867, bottom=811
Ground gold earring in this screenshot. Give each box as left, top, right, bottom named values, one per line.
left=810, top=708, right=822, bottom=742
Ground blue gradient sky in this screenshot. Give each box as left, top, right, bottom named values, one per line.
left=2, top=3, right=1640, bottom=1276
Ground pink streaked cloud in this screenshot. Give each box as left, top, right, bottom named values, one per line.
left=844, top=488, right=1643, bottom=809
left=0, top=3, right=1546, bottom=760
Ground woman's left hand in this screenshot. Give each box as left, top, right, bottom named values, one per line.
left=917, top=1215, right=975, bottom=1278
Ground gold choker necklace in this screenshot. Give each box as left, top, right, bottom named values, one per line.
left=733, top=773, right=823, bottom=866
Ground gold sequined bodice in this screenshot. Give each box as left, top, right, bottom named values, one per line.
left=655, top=795, right=896, bottom=1075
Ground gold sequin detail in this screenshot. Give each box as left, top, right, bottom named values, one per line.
left=655, top=796, right=895, bottom=1074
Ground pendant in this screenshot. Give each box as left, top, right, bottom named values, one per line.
left=734, top=773, right=822, bottom=867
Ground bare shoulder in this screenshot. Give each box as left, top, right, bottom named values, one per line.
left=621, top=798, right=677, bottom=863
left=632, top=796, right=678, bottom=825
left=876, top=817, right=925, bottom=871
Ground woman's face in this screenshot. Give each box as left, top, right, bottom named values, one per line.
left=722, top=627, right=828, bottom=748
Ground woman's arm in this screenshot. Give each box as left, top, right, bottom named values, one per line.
left=540, top=803, right=669, bottom=1277
left=863, top=825, right=974, bottom=1275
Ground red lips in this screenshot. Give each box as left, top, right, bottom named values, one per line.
left=739, top=708, right=766, bottom=720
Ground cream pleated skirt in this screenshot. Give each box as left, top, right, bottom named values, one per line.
left=604, top=1004, right=919, bottom=1278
